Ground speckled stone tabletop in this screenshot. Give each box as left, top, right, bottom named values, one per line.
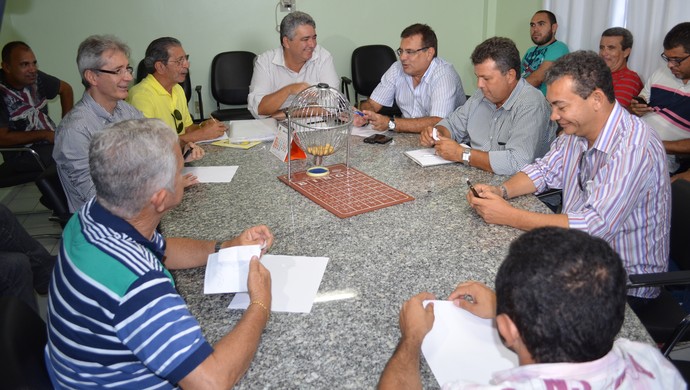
left=161, top=131, right=653, bottom=389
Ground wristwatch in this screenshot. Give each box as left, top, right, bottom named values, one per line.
left=388, top=116, right=396, bottom=131
left=462, top=147, right=472, bottom=164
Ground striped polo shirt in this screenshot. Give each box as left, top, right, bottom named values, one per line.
left=611, top=65, right=643, bottom=108
left=45, top=199, right=213, bottom=389
left=523, top=103, right=671, bottom=299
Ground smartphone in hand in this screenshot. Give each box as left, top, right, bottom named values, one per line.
left=632, top=96, right=648, bottom=106
left=466, top=179, right=481, bottom=198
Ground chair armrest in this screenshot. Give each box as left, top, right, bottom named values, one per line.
left=661, top=314, right=690, bottom=357
left=340, top=77, right=352, bottom=103
left=194, top=85, right=204, bottom=122
left=627, top=270, right=690, bottom=289
left=0, top=147, right=46, bottom=171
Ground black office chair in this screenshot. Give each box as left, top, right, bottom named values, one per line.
left=35, top=165, right=71, bottom=228
left=0, top=147, right=46, bottom=189
left=627, top=179, right=690, bottom=380
left=135, top=59, right=204, bottom=122
left=340, top=44, right=402, bottom=117
left=0, top=296, right=53, bottom=389
left=210, top=51, right=256, bottom=121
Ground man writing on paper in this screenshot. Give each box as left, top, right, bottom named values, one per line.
left=420, top=37, right=556, bottom=175
left=467, top=52, right=670, bottom=309
left=379, top=227, right=683, bottom=388
left=248, top=11, right=339, bottom=119
left=353, top=23, right=466, bottom=133
left=47, top=118, right=274, bottom=388
left=128, top=37, right=227, bottom=143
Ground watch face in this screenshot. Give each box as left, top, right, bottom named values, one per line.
left=388, top=120, right=395, bottom=130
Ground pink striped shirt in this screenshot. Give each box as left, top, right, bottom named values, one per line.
left=523, top=103, right=670, bottom=299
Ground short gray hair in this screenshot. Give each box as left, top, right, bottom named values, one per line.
left=279, top=11, right=315, bottom=46
left=601, top=27, right=634, bottom=51
left=77, top=35, right=130, bottom=89
left=143, top=37, right=182, bottom=73
left=89, top=118, right=178, bottom=219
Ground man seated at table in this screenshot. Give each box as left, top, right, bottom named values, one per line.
left=379, top=227, right=683, bottom=388
left=0, top=41, right=73, bottom=171
left=420, top=37, right=556, bottom=175
left=46, top=118, right=274, bottom=388
left=128, top=37, right=227, bottom=143
left=598, top=27, right=643, bottom=109
left=630, top=22, right=690, bottom=175
left=353, top=23, right=466, bottom=133
left=468, top=51, right=670, bottom=307
left=248, top=11, right=339, bottom=119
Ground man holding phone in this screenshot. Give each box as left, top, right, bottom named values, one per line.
left=468, top=52, right=670, bottom=312
left=630, top=22, right=690, bottom=174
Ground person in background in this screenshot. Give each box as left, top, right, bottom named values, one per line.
left=353, top=23, right=466, bottom=133
left=0, top=41, right=73, bottom=171
left=379, top=227, right=683, bottom=388
left=598, top=27, right=643, bottom=109
left=248, top=11, right=339, bottom=119
left=520, top=10, right=569, bottom=95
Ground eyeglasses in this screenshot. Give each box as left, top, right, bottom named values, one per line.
left=396, top=47, right=429, bottom=57
left=90, top=66, right=134, bottom=76
left=171, top=109, right=183, bottom=134
left=660, top=53, right=690, bottom=67
left=167, top=54, right=190, bottom=67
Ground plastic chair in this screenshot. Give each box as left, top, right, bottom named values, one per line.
left=0, top=296, right=52, bottom=389
left=210, top=51, right=256, bottom=121
left=135, top=59, right=204, bottom=122
left=340, top=44, right=402, bottom=117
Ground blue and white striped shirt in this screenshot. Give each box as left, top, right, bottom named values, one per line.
left=45, top=199, right=213, bottom=388
left=523, top=103, right=671, bottom=298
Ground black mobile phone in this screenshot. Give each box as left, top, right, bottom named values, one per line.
left=466, top=179, right=480, bottom=198
left=632, top=96, right=648, bottom=105
left=363, top=134, right=393, bottom=144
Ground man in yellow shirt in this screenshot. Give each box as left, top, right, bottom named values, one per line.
left=128, top=37, right=226, bottom=143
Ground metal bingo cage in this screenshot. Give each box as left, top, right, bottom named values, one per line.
left=286, top=83, right=354, bottom=180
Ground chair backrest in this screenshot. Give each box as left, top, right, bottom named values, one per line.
left=210, top=51, right=256, bottom=108
left=0, top=147, right=46, bottom=188
left=0, top=296, right=52, bottom=389
left=351, top=45, right=397, bottom=99
left=35, top=165, right=71, bottom=227
left=671, top=179, right=690, bottom=270
left=136, top=59, right=192, bottom=103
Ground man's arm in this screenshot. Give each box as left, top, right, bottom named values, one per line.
left=663, top=139, right=690, bottom=155
left=180, top=119, right=227, bottom=143
left=0, top=127, right=54, bottom=146
left=363, top=109, right=442, bottom=133
left=524, top=60, right=553, bottom=88
left=378, top=292, right=435, bottom=390
left=58, top=80, right=74, bottom=117
left=256, top=82, right=310, bottom=116
left=179, top=257, right=272, bottom=388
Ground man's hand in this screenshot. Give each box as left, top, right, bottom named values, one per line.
left=247, top=256, right=272, bottom=312
left=629, top=99, right=652, bottom=117
left=672, top=169, right=690, bottom=183
left=195, top=119, right=227, bottom=140
left=353, top=109, right=368, bottom=127
left=467, top=184, right=515, bottom=225
left=434, top=136, right=463, bottom=162
left=362, top=110, right=390, bottom=131
left=448, top=281, right=497, bottom=319
left=226, top=225, right=274, bottom=255
left=183, top=173, right=199, bottom=188
left=399, top=292, right=436, bottom=347
left=183, top=142, right=205, bottom=162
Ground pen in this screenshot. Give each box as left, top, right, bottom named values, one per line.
left=183, top=146, right=193, bottom=160
left=210, top=115, right=219, bottom=123
left=355, top=110, right=365, bottom=117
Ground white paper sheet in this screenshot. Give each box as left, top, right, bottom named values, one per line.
left=195, top=132, right=229, bottom=144
left=182, top=166, right=238, bottom=183
left=228, top=255, right=329, bottom=313
left=421, top=300, right=518, bottom=386
left=227, top=118, right=278, bottom=142
left=351, top=123, right=383, bottom=138
left=404, top=148, right=454, bottom=167
left=203, top=245, right=262, bottom=294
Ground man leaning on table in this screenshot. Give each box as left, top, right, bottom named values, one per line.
left=352, top=23, right=466, bottom=133
left=46, top=118, right=274, bottom=388
left=420, top=37, right=557, bottom=175
left=128, top=37, right=227, bottom=143
left=467, top=52, right=670, bottom=310
left=248, top=11, right=339, bottom=119
left=379, top=227, right=683, bottom=389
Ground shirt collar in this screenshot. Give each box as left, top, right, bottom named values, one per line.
left=589, top=102, right=625, bottom=154
left=273, top=46, right=321, bottom=69
left=87, top=199, right=166, bottom=260
left=82, top=90, right=129, bottom=121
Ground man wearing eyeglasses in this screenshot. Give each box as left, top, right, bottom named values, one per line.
left=248, top=11, right=339, bottom=119
left=129, top=37, right=227, bottom=143
left=0, top=41, right=73, bottom=172
left=467, top=52, right=670, bottom=310
left=353, top=24, right=465, bottom=133
left=631, top=22, right=690, bottom=176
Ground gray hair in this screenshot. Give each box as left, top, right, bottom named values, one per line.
left=77, top=35, right=130, bottom=89
left=89, top=118, right=178, bottom=219
left=279, top=11, right=316, bottom=46
left=143, top=37, right=182, bottom=73
left=602, top=27, right=634, bottom=51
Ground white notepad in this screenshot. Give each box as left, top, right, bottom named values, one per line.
left=227, top=118, right=278, bottom=142
left=404, top=148, right=454, bottom=167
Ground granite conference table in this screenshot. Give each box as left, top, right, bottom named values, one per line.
left=162, top=131, right=653, bottom=389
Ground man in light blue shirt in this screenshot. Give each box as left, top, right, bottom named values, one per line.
left=356, top=24, right=466, bottom=133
